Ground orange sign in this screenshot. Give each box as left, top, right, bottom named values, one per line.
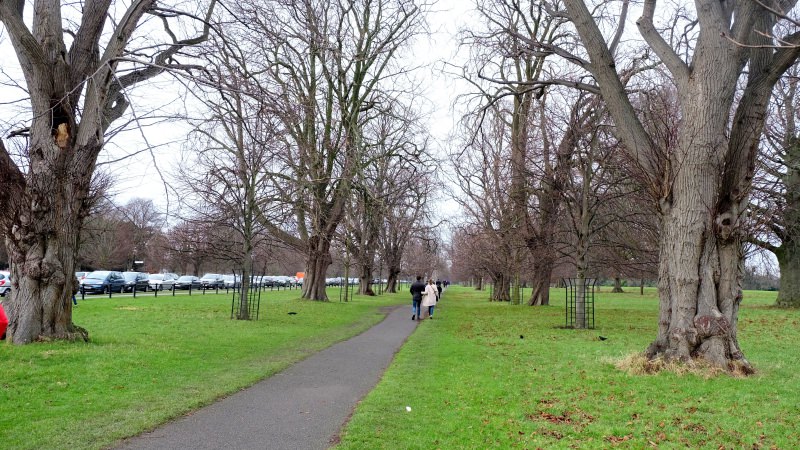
left=295, top=272, right=305, bottom=279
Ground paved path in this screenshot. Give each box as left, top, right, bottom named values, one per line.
left=116, top=305, right=416, bottom=450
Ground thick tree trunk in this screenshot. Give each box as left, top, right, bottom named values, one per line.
left=491, top=274, right=511, bottom=301
left=645, top=111, right=751, bottom=372
left=611, top=277, right=624, bottom=293
left=776, top=247, right=800, bottom=307
left=4, top=175, right=90, bottom=343
left=527, top=263, right=552, bottom=306
left=386, top=267, right=400, bottom=293
left=775, top=140, right=800, bottom=307
left=6, top=237, right=87, bottom=343
left=302, top=235, right=333, bottom=301
left=358, top=262, right=375, bottom=296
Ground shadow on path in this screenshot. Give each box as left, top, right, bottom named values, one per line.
left=116, top=305, right=417, bottom=450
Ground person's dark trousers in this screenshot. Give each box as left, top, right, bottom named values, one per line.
left=412, top=300, right=421, bottom=319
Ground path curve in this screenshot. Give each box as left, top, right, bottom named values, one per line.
left=116, top=305, right=416, bottom=450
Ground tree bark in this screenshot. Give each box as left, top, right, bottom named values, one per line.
left=527, top=262, right=552, bottom=306
left=386, top=266, right=400, bottom=293
left=302, top=235, right=333, bottom=301
left=491, top=273, right=511, bottom=301
left=776, top=248, right=800, bottom=307
left=5, top=193, right=89, bottom=343
left=611, top=277, right=624, bottom=293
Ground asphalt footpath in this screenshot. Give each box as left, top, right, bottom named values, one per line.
left=116, top=305, right=418, bottom=450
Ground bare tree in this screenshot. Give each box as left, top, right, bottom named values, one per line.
left=522, top=0, right=800, bottom=371
left=751, top=64, right=800, bottom=307
left=341, top=101, right=431, bottom=295
left=0, top=1, right=216, bottom=343
left=449, top=104, right=521, bottom=301
left=232, top=0, right=428, bottom=301
left=176, top=22, right=284, bottom=319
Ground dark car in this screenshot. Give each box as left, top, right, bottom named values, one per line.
left=200, top=273, right=224, bottom=290
left=122, top=272, right=150, bottom=292
left=174, top=276, right=201, bottom=290
left=81, top=271, right=125, bottom=294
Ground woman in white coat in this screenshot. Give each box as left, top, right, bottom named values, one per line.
left=422, top=279, right=438, bottom=319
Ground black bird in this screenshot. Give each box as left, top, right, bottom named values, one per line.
left=598, top=336, right=607, bottom=341
left=520, top=335, right=524, bottom=339
left=288, top=312, right=298, bottom=315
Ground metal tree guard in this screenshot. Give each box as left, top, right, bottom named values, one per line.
left=564, top=278, right=597, bottom=329
left=231, top=271, right=262, bottom=321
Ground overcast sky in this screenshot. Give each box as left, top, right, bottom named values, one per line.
left=0, top=1, right=479, bottom=230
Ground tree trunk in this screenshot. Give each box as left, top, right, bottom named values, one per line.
left=527, top=263, right=552, bottom=306
left=640, top=280, right=644, bottom=296
left=4, top=175, right=90, bottom=343
left=575, top=275, right=588, bottom=329
left=776, top=247, right=800, bottom=307
left=237, top=268, right=251, bottom=320
left=775, top=138, right=800, bottom=307
left=6, top=233, right=87, bottom=343
left=358, top=262, right=375, bottom=296
left=302, top=235, right=333, bottom=301
left=386, top=267, right=400, bottom=293
left=491, top=274, right=511, bottom=301
left=611, top=277, right=624, bottom=293
left=475, top=277, right=483, bottom=291
left=645, top=111, right=751, bottom=371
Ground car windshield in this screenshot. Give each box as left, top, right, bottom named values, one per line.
left=123, top=273, right=138, bottom=281
left=85, top=271, right=110, bottom=280
left=223, top=275, right=234, bottom=281
left=201, top=274, right=220, bottom=279
left=149, top=274, right=164, bottom=281
left=177, top=276, right=194, bottom=281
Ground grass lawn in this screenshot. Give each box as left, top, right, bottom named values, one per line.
left=335, top=285, right=800, bottom=449
left=0, top=287, right=405, bottom=450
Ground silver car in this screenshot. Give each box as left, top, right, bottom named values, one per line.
left=0, top=271, right=11, bottom=296
left=148, top=273, right=179, bottom=291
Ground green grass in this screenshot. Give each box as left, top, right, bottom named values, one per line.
left=335, top=286, right=800, bottom=449
left=0, top=287, right=405, bottom=450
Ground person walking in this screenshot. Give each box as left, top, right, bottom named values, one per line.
left=409, top=276, right=426, bottom=321
left=422, top=279, right=438, bottom=319
left=435, top=279, right=443, bottom=301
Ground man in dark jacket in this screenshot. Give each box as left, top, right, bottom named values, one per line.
left=409, top=276, right=426, bottom=321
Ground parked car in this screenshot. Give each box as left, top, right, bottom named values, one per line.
left=148, top=273, right=179, bottom=291
left=273, top=275, right=291, bottom=287
left=80, top=271, right=125, bottom=294
left=174, top=276, right=201, bottom=290
left=222, top=274, right=241, bottom=289
left=122, top=272, right=150, bottom=292
left=250, top=275, right=265, bottom=287
left=200, top=273, right=224, bottom=289
left=0, top=271, right=11, bottom=297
